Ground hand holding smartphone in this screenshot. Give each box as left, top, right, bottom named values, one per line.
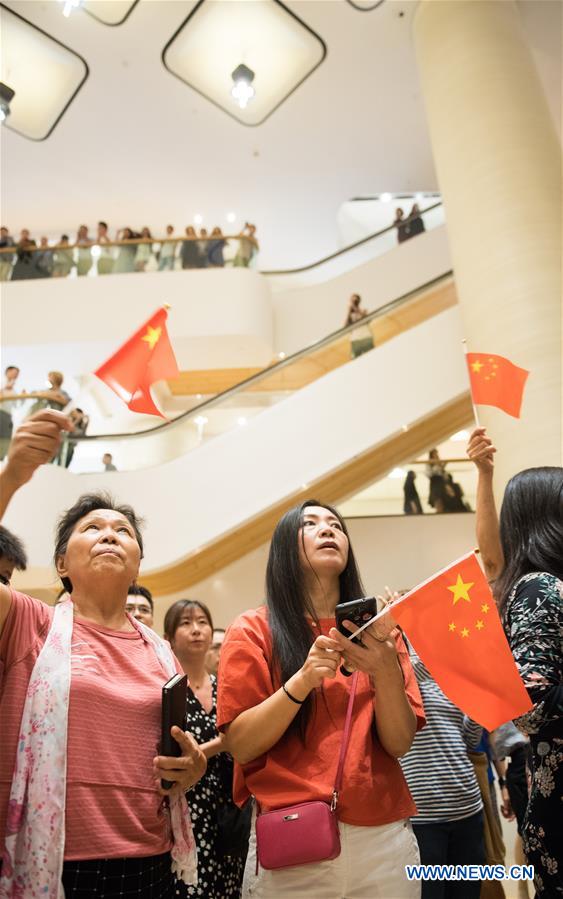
left=334, top=597, right=378, bottom=676
left=160, top=673, right=187, bottom=789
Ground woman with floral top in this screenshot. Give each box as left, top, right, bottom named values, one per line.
left=467, top=428, right=562, bottom=898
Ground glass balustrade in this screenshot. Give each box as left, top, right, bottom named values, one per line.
left=0, top=271, right=459, bottom=485
left=0, top=202, right=443, bottom=282
left=0, top=232, right=256, bottom=280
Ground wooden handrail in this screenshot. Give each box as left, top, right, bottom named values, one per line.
left=0, top=392, right=55, bottom=402
left=0, top=234, right=252, bottom=255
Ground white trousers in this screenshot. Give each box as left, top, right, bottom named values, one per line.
left=243, top=810, right=421, bottom=899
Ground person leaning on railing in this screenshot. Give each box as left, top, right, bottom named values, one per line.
left=114, top=227, right=137, bottom=273
left=135, top=227, right=154, bottom=272
left=10, top=230, right=37, bottom=281
left=0, top=410, right=207, bottom=897
left=75, top=224, right=93, bottom=277
left=53, top=235, right=75, bottom=278
left=180, top=226, right=200, bottom=269
left=0, top=227, right=15, bottom=281
left=97, top=221, right=114, bottom=275
left=158, top=225, right=177, bottom=271
left=233, top=223, right=259, bottom=268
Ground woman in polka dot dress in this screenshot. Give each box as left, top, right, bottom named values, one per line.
left=164, top=600, right=245, bottom=899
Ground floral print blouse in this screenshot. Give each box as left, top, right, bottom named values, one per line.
left=503, top=571, right=563, bottom=736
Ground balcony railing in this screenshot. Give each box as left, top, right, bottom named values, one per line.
left=0, top=202, right=443, bottom=281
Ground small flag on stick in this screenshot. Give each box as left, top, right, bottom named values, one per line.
left=364, top=553, right=532, bottom=730
left=94, top=307, right=179, bottom=418
left=466, top=352, right=529, bottom=419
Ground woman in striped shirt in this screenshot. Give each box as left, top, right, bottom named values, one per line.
left=400, top=644, right=485, bottom=898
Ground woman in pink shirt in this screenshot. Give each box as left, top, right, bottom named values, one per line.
left=0, top=410, right=207, bottom=898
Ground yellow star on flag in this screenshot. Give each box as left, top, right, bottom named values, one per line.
left=471, top=360, right=484, bottom=373
left=448, top=622, right=456, bottom=632
left=476, top=620, right=484, bottom=630
left=447, top=574, right=474, bottom=605
left=481, top=603, right=490, bottom=613
left=461, top=628, right=470, bottom=638
left=142, top=325, right=162, bottom=350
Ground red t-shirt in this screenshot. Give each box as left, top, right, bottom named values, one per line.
left=0, top=591, right=182, bottom=860
left=216, top=606, right=425, bottom=827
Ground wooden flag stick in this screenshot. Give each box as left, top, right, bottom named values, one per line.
left=462, top=338, right=481, bottom=427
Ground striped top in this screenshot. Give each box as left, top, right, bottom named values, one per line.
left=400, top=646, right=483, bottom=823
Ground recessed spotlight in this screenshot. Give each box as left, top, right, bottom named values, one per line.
left=196, top=394, right=203, bottom=401
left=380, top=192, right=392, bottom=203
left=388, top=467, right=406, bottom=479
left=0, top=83, right=15, bottom=123
left=237, top=416, right=247, bottom=427
left=61, top=0, right=82, bottom=16
left=226, top=212, right=236, bottom=223
left=278, top=352, right=286, bottom=360
left=231, top=63, right=255, bottom=110
left=194, top=415, right=208, bottom=426
left=193, top=213, right=203, bottom=225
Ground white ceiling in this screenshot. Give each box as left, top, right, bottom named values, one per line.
left=1, top=0, right=560, bottom=269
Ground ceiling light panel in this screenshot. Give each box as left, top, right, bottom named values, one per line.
left=82, top=0, right=139, bottom=26
left=162, top=0, right=326, bottom=126
left=345, top=0, right=385, bottom=10
left=0, top=5, right=88, bottom=141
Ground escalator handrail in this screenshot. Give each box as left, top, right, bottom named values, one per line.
left=260, top=202, right=443, bottom=276
left=70, top=269, right=454, bottom=443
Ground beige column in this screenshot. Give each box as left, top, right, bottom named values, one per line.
left=413, top=0, right=562, bottom=495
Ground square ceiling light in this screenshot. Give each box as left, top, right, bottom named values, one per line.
left=0, top=4, right=88, bottom=141
left=345, top=0, right=385, bottom=9
left=162, top=0, right=326, bottom=126
left=83, top=0, right=139, bottom=26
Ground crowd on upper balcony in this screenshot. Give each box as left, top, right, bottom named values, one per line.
left=0, top=221, right=259, bottom=281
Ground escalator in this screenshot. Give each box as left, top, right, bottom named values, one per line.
left=4, top=270, right=473, bottom=595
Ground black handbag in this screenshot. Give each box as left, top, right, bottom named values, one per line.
left=215, top=753, right=252, bottom=858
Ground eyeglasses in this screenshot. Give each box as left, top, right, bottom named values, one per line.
left=0, top=574, right=10, bottom=586
left=125, top=603, right=152, bottom=615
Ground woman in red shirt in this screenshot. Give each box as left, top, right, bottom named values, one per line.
left=217, top=500, right=425, bottom=899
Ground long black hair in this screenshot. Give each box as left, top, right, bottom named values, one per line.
left=494, top=467, right=563, bottom=611
left=265, top=499, right=365, bottom=737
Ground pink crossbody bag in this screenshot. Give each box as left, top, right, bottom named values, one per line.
left=255, top=672, right=358, bottom=870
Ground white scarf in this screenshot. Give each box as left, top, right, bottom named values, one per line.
left=0, top=597, right=197, bottom=898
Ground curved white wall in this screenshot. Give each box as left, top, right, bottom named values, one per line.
left=1, top=268, right=274, bottom=390
left=270, top=225, right=452, bottom=355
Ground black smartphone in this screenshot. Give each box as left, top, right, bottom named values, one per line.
left=335, top=596, right=378, bottom=638
left=160, top=673, right=187, bottom=790
left=335, top=597, right=378, bottom=677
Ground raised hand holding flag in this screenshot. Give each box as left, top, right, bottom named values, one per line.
left=337, top=552, right=532, bottom=731
left=94, top=306, right=179, bottom=418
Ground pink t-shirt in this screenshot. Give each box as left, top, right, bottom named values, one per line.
left=0, top=591, right=182, bottom=860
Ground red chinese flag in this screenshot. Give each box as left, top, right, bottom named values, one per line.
left=466, top=352, right=529, bottom=418
left=384, top=552, right=532, bottom=730
left=94, top=307, right=179, bottom=418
